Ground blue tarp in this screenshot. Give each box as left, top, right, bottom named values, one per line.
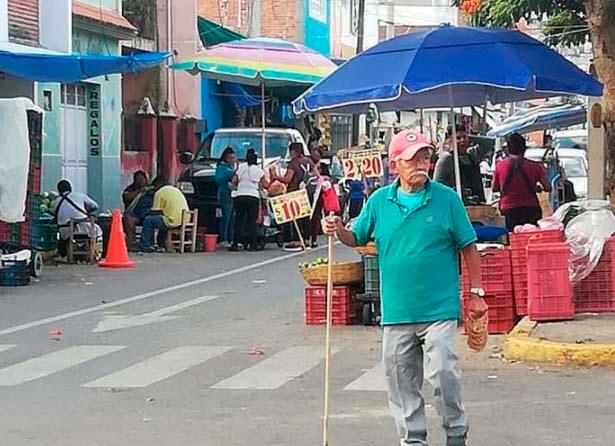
left=222, top=82, right=266, bottom=108
left=0, top=51, right=171, bottom=82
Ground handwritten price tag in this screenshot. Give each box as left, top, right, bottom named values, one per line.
left=269, top=189, right=312, bottom=225
left=339, top=148, right=383, bottom=179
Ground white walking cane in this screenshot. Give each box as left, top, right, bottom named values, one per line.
left=322, top=212, right=335, bottom=446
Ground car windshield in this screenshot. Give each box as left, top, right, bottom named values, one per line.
left=561, top=157, right=586, bottom=178
left=203, top=132, right=292, bottom=161
left=554, top=135, right=587, bottom=150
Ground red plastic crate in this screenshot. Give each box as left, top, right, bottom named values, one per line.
left=461, top=248, right=513, bottom=291
left=0, top=221, right=10, bottom=241
left=527, top=242, right=574, bottom=321
left=509, top=229, right=564, bottom=249
left=305, top=286, right=360, bottom=326
left=28, top=166, right=41, bottom=193
left=462, top=290, right=517, bottom=334
left=19, top=222, right=31, bottom=245
left=573, top=238, right=615, bottom=313
left=509, top=231, right=564, bottom=317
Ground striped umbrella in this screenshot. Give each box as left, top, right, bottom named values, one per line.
left=172, top=37, right=336, bottom=86
left=172, top=38, right=336, bottom=161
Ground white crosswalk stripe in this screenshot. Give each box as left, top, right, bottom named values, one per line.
left=344, top=362, right=386, bottom=392
left=82, top=346, right=232, bottom=389
left=0, top=345, right=126, bottom=386
left=211, top=345, right=340, bottom=390
left=0, top=345, right=16, bottom=354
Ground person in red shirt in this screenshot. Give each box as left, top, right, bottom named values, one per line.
left=492, top=133, right=551, bottom=231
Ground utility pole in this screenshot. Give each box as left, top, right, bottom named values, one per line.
left=351, top=0, right=366, bottom=146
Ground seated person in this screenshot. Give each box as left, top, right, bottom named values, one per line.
left=138, top=177, right=189, bottom=253
left=51, top=179, right=102, bottom=258
left=122, top=171, right=154, bottom=247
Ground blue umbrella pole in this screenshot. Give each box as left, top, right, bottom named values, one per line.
left=450, top=106, right=463, bottom=197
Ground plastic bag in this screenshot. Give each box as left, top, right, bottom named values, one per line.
left=566, top=209, right=615, bottom=283
left=552, top=200, right=612, bottom=227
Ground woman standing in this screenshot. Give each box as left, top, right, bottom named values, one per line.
left=493, top=133, right=552, bottom=231
left=230, top=149, right=270, bottom=251
left=215, top=147, right=237, bottom=247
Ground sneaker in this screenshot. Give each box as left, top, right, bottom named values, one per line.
left=310, top=241, right=319, bottom=248
left=139, top=246, right=155, bottom=253
left=283, top=243, right=302, bottom=252
left=228, top=244, right=240, bottom=252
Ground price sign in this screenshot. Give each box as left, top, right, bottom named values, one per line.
left=269, top=189, right=312, bottom=225
left=339, top=148, right=383, bottom=179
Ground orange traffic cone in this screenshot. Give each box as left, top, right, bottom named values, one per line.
left=99, top=209, right=136, bottom=269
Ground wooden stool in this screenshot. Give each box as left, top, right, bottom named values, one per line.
left=67, top=217, right=100, bottom=264
left=166, top=209, right=199, bottom=253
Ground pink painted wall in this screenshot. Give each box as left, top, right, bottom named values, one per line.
left=157, top=0, right=200, bottom=117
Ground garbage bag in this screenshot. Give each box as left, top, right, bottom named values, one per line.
left=566, top=209, right=615, bottom=283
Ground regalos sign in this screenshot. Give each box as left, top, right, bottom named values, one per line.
left=88, top=85, right=102, bottom=156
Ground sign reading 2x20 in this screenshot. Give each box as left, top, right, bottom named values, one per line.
left=339, top=148, right=383, bottom=179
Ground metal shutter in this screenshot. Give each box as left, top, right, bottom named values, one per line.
left=8, top=0, right=40, bottom=46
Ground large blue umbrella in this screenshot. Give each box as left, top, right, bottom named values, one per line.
left=292, top=26, right=603, bottom=115
left=292, top=26, right=603, bottom=196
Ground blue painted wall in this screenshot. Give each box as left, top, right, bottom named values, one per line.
left=201, top=78, right=223, bottom=136
left=304, top=0, right=331, bottom=56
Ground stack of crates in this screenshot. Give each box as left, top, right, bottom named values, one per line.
left=573, top=237, right=615, bottom=313
left=304, top=286, right=361, bottom=325
left=527, top=242, right=574, bottom=321
left=510, top=229, right=564, bottom=316
left=461, top=248, right=517, bottom=334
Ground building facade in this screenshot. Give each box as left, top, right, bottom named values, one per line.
left=198, top=0, right=331, bottom=56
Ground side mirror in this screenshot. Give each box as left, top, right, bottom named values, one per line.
left=179, top=151, right=194, bottom=165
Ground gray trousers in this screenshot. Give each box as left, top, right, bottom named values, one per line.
left=383, top=320, right=468, bottom=445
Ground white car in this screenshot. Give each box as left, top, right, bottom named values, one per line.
left=525, top=148, right=588, bottom=198
left=553, top=129, right=588, bottom=150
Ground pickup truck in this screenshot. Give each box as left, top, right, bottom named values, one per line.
left=177, top=127, right=309, bottom=231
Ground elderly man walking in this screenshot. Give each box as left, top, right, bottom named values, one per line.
left=323, top=130, right=487, bottom=446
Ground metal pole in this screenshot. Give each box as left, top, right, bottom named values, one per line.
left=481, top=96, right=488, bottom=134
left=450, top=107, right=462, bottom=197
left=351, top=0, right=366, bottom=146
left=261, top=81, right=266, bottom=166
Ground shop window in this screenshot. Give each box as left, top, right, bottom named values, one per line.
left=61, top=84, right=87, bottom=108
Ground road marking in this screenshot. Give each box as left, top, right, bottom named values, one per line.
left=212, top=346, right=340, bottom=390
left=83, top=346, right=232, bottom=389
left=0, top=345, right=125, bottom=386
left=344, top=362, right=386, bottom=392
left=0, top=248, right=325, bottom=337
left=92, top=295, right=219, bottom=333
left=0, top=345, right=16, bottom=354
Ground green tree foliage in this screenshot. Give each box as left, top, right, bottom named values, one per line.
left=454, top=0, right=588, bottom=45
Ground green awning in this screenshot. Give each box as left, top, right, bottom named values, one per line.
left=198, top=17, right=245, bottom=47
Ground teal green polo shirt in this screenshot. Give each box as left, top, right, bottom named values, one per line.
left=352, top=181, right=477, bottom=325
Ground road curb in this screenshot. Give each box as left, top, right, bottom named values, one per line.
left=504, top=316, right=615, bottom=367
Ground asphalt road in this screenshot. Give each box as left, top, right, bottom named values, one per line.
left=1, top=245, right=614, bottom=446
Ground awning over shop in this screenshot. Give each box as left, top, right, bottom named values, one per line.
left=0, top=50, right=171, bottom=83
left=198, top=17, right=245, bottom=47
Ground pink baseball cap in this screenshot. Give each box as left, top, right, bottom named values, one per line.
left=389, top=129, right=434, bottom=161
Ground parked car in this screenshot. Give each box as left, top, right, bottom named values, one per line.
left=553, top=129, right=587, bottom=151
left=177, top=127, right=309, bottom=230
left=525, top=148, right=588, bottom=199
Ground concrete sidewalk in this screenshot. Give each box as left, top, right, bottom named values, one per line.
left=505, top=314, right=615, bottom=367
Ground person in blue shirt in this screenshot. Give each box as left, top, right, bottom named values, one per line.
left=215, top=147, right=237, bottom=246
left=345, top=178, right=366, bottom=219
left=323, top=130, right=488, bottom=446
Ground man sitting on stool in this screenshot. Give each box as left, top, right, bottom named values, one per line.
left=138, top=177, right=189, bottom=253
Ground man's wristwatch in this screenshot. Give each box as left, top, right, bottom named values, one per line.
left=470, top=287, right=486, bottom=298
